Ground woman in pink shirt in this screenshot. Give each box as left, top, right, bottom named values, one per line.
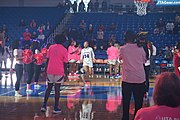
left=106, top=41, right=119, bottom=79
left=41, top=34, right=68, bottom=114
left=68, top=40, right=79, bottom=76
left=135, top=72, right=180, bottom=120
left=119, top=31, right=146, bottom=120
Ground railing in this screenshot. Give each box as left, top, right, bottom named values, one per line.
left=46, top=12, right=73, bottom=44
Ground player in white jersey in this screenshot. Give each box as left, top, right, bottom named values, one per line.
left=80, top=41, right=95, bottom=79
left=80, top=101, right=93, bottom=120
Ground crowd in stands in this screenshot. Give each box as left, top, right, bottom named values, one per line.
left=154, top=15, right=180, bottom=35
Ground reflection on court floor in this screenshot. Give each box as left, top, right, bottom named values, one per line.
left=0, top=72, right=154, bottom=120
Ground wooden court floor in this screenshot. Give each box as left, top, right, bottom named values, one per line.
left=0, top=72, right=155, bottom=120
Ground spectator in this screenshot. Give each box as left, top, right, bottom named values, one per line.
left=30, top=19, right=36, bottom=28
left=102, top=0, right=108, bottom=12
left=88, top=24, right=93, bottom=38
left=79, top=20, right=86, bottom=39
left=119, top=30, right=146, bottom=120
left=156, top=18, right=165, bottom=34
left=19, top=19, right=26, bottom=27
left=173, top=42, right=180, bottom=77
left=109, top=34, right=116, bottom=43
left=72, top=1, right=77, bottom=13
left=46, top=22, right=50, bottom=30
left=31, top=32, right=37, bottom=40
left=166, top=21, right=174, bottom=34
left=97, top=29, right=104, bottom=41
left=37, top=24, right=45, bottom=33
left=87, top=0, right=93, bottom=12
left=175, top=14, right=180, bottom=23
left=153, top=27, right=159, bottom=35
left=174, top=15, right=180, bottom=34
left=98, top=24, right=105, bottom=31
left=135, top=72, right=180, bottom=120
left=109, top=23, right=116, bottom=31
left=37, top=32, right=45, bottom=46
left=23, top=28, right=31, bottom=46
left=94, top=0, right=99, bottom=12
left=0, top=30, right=5, bottom=47
left=164, top=46, right=172, bottom=62
left=78, top=0, right=85, bottom=12
left=2, top=24, right=8, bottom=32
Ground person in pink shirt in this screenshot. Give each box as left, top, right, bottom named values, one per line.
left=41, top=34, right=68, bottom=114
left=106, top=41, right=119, bottom=79
left=119, top=31, right=146, bottom=120
left=23, top=28, right=31, bottom=46
left=75, top=43, right=82, bottom=72
left=135, top=72, right=180, bottom=120
left=68, top=40, right=80, bottom=77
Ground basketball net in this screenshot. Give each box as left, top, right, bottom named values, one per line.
left=134, top=0, right=149, bottom=16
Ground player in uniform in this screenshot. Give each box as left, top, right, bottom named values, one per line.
left=106, top=41, right=119, bottom=79
left=80, top=41, right=95, bottom=80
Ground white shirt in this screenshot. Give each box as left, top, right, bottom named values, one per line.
left=145, top=49, right=151, bottom=66
left=13, top=49, right=23, bottom=64
left=81, top=47, right=95, bottom=63
left=152, top=45, right=156, bottom=56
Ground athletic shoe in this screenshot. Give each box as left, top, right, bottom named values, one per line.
left=109, top=75, right=114, bottom=79
left=34, top=84, right=41, bottom=89
left=53, top=107, right=62, bottom=114
left=40, top=106, right=47, bottom=112
left=15, top=91, right=22, bottom=97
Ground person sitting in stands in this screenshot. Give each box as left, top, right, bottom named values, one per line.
left=135, top=72, right=180, bottom=120
left=30, top=19, right=36, bottom=28
left=19, top=19, right=26, bottom=27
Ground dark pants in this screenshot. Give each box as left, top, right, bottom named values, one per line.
left=122, top=81, right=145, bottom=120
left=26, top=62, right=34, bottom=84
left=15, top=64, right=23, bottom=91
left=144, top=65, right=151, bottom=92
left=34, top=64, right=41, bottom=83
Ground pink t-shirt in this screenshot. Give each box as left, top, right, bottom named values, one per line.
left=119, top=43, right=146, bottom=83
left=68, top=45, right=77, bottom=61
left=47, top=44, right=68, bottom=76
left=76, top=47, right=82, bottom=61
left=107, top=46, right=119, bottom=60
left=135, top=105, right=180, bottom=120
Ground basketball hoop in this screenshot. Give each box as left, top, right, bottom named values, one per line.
left=134, top=0, right=150, bottom=16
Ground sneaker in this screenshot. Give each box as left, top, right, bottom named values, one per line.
left=15, top=91, right=22, bottom=97
left=53, top=107, right=62, bottom=114
left=109, top=75, right=114, bottom=79
left=26, top=89, right=33, bottom=94
left=40, top=106, right=47, bottom=112
left=34, top=84, right=41, bottom=89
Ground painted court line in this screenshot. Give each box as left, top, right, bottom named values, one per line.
left=0, top=86, right=27, bottom=96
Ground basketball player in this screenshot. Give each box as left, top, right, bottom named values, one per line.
left=106, top=41, right=119, bottom=79
left=80, top=41, right=95, bottom=80
left=41, top=34, right=68, bottom=114
left=13, top=39, right=24, bottom=97
left=68, top=40, right=79, bottom=78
